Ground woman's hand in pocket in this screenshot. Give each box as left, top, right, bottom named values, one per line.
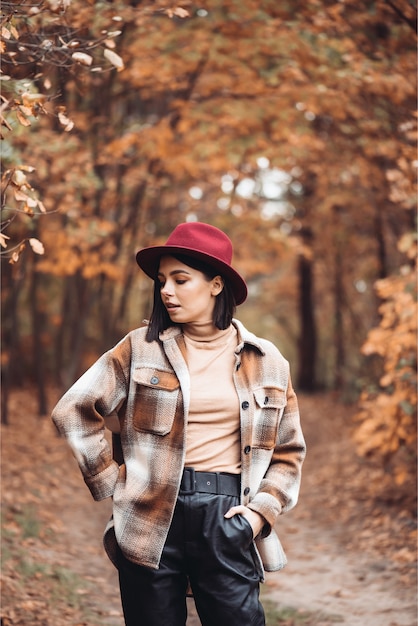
left=224, top=505, right=265, bottom=539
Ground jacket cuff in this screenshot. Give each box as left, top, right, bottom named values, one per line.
left=84, top=461, right=119, bottom=501
left=247, top=492, right=282, bottom=533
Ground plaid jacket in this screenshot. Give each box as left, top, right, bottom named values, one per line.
left=51, top=319, right=306, bottom=578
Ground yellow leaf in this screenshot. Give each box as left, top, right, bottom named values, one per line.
left=71, top=52, right=93, bottom=66
left=14, top=189, right=30, bottom=202
left=16, top=165, right=36, bottom=173
left=23, top=204, right=35, bottom=216
left=0, top=233, right=10, bottom=248
left=22, top=92, right=47, bottom=105
left=26, top=196, right=38, bottom=208
left=16, top=110, right=31, bottom=127
left=104, top=49, right=124, bottom=71
left=166, top=7, right=189, bottom=18
left=380, top=373, right=393, bottom=387
left=29, top=238, right=45, bottom=255
left=18, top=105, right=33, bottom=117
left=13, top=169, right=29, bottom=188
left=57, top=110, right=74, bottom=132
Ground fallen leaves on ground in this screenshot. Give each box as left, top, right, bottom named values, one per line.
left=1, top=388, right=416, bottom=626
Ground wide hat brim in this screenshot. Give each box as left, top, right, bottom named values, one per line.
left=136, top=225, right=248, bottom=306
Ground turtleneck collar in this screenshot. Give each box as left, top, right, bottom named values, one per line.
left=158, top=319, right=266, bottom=356
left=182, top=321, right=232, bottom=342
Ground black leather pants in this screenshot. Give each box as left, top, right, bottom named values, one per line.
left=118, top=491, right=265, bottom=626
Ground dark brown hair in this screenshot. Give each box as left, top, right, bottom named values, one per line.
left=145, top=254, right=236, bottom=342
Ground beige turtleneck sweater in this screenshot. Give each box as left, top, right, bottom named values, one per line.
left=183, top=323, right=241, bottom=474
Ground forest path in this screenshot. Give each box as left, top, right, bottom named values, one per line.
left=261, top=394, right=416, bottom=626
left=1, top=390, right=416, bottom=625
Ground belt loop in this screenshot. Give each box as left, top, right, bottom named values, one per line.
left=215, top=472, right=220, bottom=494
left=181, top=467, right=196, bottom=494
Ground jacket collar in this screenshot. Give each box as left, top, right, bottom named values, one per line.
left=159, top=319, right=265, bottom=356
left=232, top=319, right=265, bottom=355
left=159, top=325, right=183, bottom=342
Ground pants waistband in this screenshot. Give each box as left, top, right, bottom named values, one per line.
left=180, top=467, right=241, bottom=497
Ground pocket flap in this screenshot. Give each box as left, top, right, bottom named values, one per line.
left=253, top=387, right=286, bottom=409
left=132, top=368, right=179, bottom=391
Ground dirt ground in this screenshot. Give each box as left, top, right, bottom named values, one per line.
left=1, top=389, right=417, bottom=625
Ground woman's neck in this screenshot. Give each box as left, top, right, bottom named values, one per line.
left=182, top=320, right=226, bottom=341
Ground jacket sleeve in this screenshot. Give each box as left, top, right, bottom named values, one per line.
left=247, top=373, right=306, bottom=532
left=51, top=344, right=129, bottom=501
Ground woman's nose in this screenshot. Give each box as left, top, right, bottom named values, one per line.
left=161, top=281, right=174, bottom=296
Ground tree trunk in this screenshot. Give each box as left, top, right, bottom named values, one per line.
left=54, top=276, right=72, bottom=389
left=64, top=271, right=90, bottom=388
left=333, top=245, right=345, bottom=390
left=1, top=262, right=26, bottom=424
left=54, top=271, right=91, bottom=391
left=375, top=207, right=388, bottom=279
left=297, top=238, right=317, bottom=391
left=30, top=260, right=48, bottom=416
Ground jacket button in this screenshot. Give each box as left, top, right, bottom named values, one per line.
left=243, top=487, right=250, bottom=496
left=150, top=376, right=159, bottom=385
left=264, top=396, right=269, bottom=405
left=241, top=401, right=249, bottom=410
left=244, top=445, right=251, bottom=454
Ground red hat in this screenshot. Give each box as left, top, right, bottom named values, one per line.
left=136, top=222, right=248, bottom=305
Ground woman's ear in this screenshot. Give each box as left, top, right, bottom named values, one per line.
left=211, top=276, right=224, bottom=296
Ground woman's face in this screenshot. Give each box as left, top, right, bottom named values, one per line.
left=157, top=255, right=223, bottom=326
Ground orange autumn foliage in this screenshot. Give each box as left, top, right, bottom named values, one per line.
left=1, top=0, right=417, bottom=495
left=354, top=233, right=417, bottom=484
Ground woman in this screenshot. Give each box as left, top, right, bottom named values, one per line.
left=52, top=221, right=306, bottom=626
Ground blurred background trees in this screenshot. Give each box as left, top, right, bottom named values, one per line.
left=1, top=0, right=416, bottom=488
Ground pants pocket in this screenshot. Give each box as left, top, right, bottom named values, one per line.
left=226, top=513, right=253, bottom=548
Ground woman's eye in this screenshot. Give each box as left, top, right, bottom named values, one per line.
left=176, top=279, right=187, bottom=285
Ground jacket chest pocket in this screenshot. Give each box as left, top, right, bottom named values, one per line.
left=131, top=368, right=180, bottom=435
left=252, top=387, right=286, bottom=449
